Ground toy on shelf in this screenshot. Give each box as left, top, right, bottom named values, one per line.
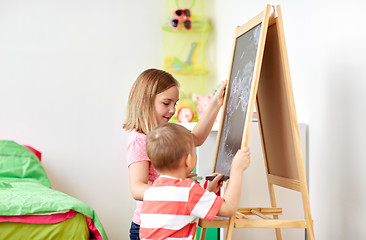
left=196, top=94, right=212, bottom=119
left=163, top=0, right=211, bottom=98
left=175, top=98, right=196, bottom=123
left=177, top=107, right=194, bottom=123
left=170, top=8, right=192, bottom=30
left=164, top=42, right=207, bottom=76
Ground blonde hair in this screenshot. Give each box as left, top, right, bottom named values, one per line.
left=123, top=69, right=179, bottom=134
left=146, top=123, right=193, bottom=172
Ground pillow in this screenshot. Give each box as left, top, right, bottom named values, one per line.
left=23, top=145, right=42, bottom=161
left=0, top=140, right=51, bottom=187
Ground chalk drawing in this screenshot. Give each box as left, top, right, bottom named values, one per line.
left=215, top=24, right=261, bottom=176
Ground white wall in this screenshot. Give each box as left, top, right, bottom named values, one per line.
left=1, top=0, right=366, bottom=239
left=213, top=0, right=366, bottom=239
left=0, top=1, right=165, bottom=239
left=307, top=1, right=366, bottom=239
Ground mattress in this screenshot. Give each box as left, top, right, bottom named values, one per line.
left=0, top=140, right=108, bottom=240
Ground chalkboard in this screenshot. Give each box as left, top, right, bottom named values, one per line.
left=201, top=7, right=315, bottom=239
left=214, top=23, right=262, bottom=176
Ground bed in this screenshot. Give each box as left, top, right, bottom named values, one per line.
left=0, top=140, right=108, bottom=240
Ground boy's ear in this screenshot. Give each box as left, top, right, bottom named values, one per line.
left=184, top=153, right=193, bottom=169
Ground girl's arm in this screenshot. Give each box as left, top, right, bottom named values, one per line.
left=129, top=161, right=150, bottom=201
left=191, top=82, right=226, bottom=146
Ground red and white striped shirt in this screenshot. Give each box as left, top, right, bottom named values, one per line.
left=140, top=175, right=224, bottom=240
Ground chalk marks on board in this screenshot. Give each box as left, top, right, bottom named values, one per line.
left=215, top=24, right=262, bottom=176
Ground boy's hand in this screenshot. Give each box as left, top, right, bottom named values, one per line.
left=206, top=173, right=224, bottom=193
left=187, top=172, right=197, bottom=178
left=231, top=147, right=251, bottom=172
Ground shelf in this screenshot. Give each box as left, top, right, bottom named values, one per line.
left=177, top=122, right=219, bottom=132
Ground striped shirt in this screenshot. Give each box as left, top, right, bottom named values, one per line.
left=140, top=175, right=224, bottom=240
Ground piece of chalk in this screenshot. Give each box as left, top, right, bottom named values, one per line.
left=205, top=175, right=230, bottom=181
left=190, top=176, right=203, bottom=181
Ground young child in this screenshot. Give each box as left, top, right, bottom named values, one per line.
left=123, top=68, right=226, bottom=240
left=140, top=123, right=251, bottom=240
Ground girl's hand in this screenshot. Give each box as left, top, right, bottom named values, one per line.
left=214, top=81, right=227, bottom=106
left=206, top=173, right=224, bottom=193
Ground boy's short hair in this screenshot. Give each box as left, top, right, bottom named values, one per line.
left=146, top=123, right=194, bottom=172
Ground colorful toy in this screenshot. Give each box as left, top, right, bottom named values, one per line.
left=170, top=8, right=191, bottom=30
left=177, top=107, right=194, bottom=123
left=196, top=94, right=212, bottom=119
left=175, top=98, right=195, bottom=123
left=164, top=42, right=208, bottom=75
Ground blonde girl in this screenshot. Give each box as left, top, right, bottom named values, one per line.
left=123, top=68, right=225, bottom=240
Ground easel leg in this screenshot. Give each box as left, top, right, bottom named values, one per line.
left=306, top=222, right=315, bottom=240
left=225, top=216, right=235, bottom=240
left=199, top=227, right=206, bottom=240
left=275, top=228, right=282, bottom=240
left=268, top=184, right=282, bottom=240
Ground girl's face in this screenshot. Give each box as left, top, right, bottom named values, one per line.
left=154, top=86, right=179, bottom=126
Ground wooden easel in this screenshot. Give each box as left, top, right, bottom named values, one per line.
left=198, top=5, right=315, bottom=240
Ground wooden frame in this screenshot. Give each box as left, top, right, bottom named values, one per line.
left=212, top=5, right=270, bottom=177
left=199, top=5, right=315, bottom=240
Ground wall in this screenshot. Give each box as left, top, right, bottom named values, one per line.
left=307, top=1, right=366, bottom=239
left=213, top=0, right=366, bottom=239
left=0, top=1, right=165, bottom=239
left=1, top=0, right=366, bottom=239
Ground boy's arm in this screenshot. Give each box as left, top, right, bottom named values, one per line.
left=191, top=82, right=226, bottom=146
left=216, top=170, right=243, bottom=216
left=217, top=148, right=251, bottom=217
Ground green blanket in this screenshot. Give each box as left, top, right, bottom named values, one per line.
left=0, top=140, right=108, bottom=240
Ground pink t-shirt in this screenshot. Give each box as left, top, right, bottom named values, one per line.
left=127, top=129, right=160, bottom=225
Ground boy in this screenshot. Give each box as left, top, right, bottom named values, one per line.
left=140, top=123, right=251, bottom=240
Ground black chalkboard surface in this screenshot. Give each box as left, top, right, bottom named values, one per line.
left=214, top=24, right=262, bottom=176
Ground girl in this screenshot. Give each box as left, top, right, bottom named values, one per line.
left=123, top=68, right=226, bottom=240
